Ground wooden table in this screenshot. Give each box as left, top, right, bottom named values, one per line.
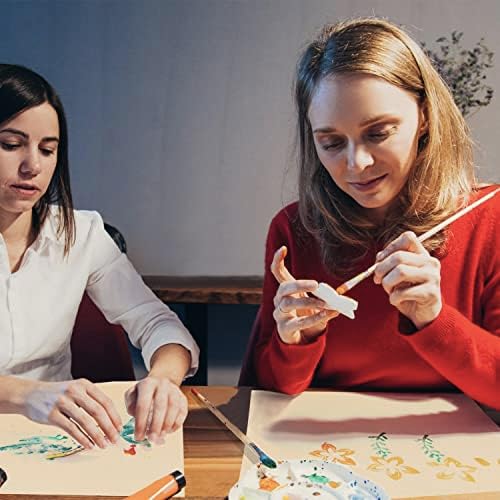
left=143, top=277, right=263, bottom=385
left=2, top=386, right=500, bottom=500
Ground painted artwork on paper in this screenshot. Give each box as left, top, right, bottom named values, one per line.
left=0, top=416, right=151, bottom=461
left=0, top=382, right=183, bottom=496
left=120, top=417, right=152, bottom=447
left=365, top=432, right=420, bottom=480
left=308, top=433, right=493, bottom=484
left=0, top=434, right=83, bottom=459
left=309, top=441, right=357, bottom=466
left=242, top=390, right=500, bottom=498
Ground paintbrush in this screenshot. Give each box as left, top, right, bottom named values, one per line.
left=190, top=388, right=277, bottom=468
left=336, top=187, right=500, bottom=295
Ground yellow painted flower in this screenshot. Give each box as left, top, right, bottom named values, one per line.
left=367, top=455, right=420, bottom=480
left=428, top=457, right=477, bottom=482
left=309, top=442, right=357, bottom=466
left=474, top=457, right=490, bottom=466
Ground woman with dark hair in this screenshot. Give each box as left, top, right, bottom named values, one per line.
left=0, top=64, right=199, bottom=449
left=248, top=18, right=500, bottom=408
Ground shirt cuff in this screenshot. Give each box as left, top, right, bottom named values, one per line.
left=140, top=327, right=200, bottom=379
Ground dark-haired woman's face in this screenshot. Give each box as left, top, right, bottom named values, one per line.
left=0, top=103, right=59, bottom=220
left=309, top=73, right=425, bottom=222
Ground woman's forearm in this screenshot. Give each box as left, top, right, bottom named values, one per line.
left=0, top=376, right=35, bottom=414
left=148, top=343, right=192, bottom=386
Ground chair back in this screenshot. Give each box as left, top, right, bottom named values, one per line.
left=238, top=309, right=261, bottom=386
left=71, top=293, right=136, bottom=382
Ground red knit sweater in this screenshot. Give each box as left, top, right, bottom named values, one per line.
left=252, top=186, right=500, bottom=409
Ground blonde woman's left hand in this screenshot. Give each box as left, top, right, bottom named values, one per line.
left=124, top=376, right=188, bottom=444
left=373, top=231, right=442, bottom=330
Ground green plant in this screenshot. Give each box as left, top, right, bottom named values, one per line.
left=422, top=31, right=494, bottom=116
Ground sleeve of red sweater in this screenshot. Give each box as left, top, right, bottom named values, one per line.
left=402, top=192, right=500, bottom=409
left=253, top=208, right=328, bottom=394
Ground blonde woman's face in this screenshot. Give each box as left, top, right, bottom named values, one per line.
left=309, top=73, right=424, bottom=222
left=0, top=103, right=59, bottom=219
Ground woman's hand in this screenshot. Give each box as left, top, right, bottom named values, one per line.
left=374, top=231, right=442, bottom=329
left=271, top=246, right=338, bottom=345
left=22, top=378, right=122, bottom=450
left=124, top=376, right=187, bottom=444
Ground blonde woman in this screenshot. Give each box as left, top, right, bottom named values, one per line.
left=246, top=18, right=499, bottom=407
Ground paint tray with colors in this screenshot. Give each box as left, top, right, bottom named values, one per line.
left=229, top=458, right=389, bottom=499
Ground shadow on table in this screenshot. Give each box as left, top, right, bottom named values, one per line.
left=186, top=387, right=252, bottom=433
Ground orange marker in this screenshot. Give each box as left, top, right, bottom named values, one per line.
left=125, top=470, right=186, bottom=499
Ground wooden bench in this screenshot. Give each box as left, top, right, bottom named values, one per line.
left=142, top=276, right=263, bottom=385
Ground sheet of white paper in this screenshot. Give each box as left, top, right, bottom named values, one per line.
left=242, top=390, right=500, bottom=498
left=0, top=381, right=184, bottom=496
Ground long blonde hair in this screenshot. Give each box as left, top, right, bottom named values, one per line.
left=295, top=18, right=476, bottom=277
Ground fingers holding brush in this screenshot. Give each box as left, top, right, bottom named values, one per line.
left=374, top=231, right=442, bottom=329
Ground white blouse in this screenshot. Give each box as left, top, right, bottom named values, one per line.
left=0, top=208, right=199, bottom=382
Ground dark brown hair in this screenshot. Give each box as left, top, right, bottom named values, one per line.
left=0, top=64, right=75, bottom=254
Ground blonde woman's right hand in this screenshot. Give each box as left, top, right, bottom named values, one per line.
left=22, top=378, right=122, bottom=450
left=271, top=246, right=339, bottom=345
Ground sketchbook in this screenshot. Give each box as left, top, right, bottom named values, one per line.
left=242, top=390, right=500, bottom=498
left=0, top=381, right=184, bottom=496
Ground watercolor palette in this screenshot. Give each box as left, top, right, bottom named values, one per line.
left=229, top=459, right=390, bottom=499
